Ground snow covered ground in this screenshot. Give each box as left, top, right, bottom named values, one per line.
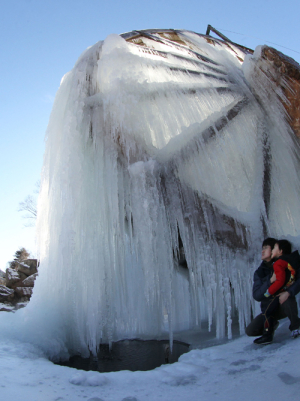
left=0, top=319, right=299, bottom=401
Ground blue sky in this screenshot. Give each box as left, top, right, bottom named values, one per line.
left=0, top=0, right=299, bottom=271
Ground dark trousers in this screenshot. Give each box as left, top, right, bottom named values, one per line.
left=246, top=296, right=300, bottom=336
left=262, top=295, right=281, bottom=332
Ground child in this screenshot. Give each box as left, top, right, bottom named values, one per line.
left=254, top=239, right=300, bottom=344
left=265, top=240, right=296, bottom=297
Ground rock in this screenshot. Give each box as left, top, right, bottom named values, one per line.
left=14, top=301, right=29, bottom=310
left=16, top=259, right=38, bottom=276
left=22, top=273, right=38, bottom=287
left=0, top=302, right=15, bottom=312
left=0, top=277, right=6, bottom=286
left=10, top=280, right=30, bottom=290
left=18, top=271, right=28, bottom=281
left=0, top=260, right=39, bottom=313
left=14, top=287, right=33, bottom=297
left=0, top=285, right=14, bottom=302
left=5, top=268, right=22, bottom=287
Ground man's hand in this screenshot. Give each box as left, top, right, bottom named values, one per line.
left=279, top=291, right=290, bottom=304
left=270, top=272, right=276, bottom=283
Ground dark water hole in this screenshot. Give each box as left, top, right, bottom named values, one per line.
left=58, top=339, right=190, bottom=372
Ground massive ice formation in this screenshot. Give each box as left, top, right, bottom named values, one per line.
left=7, top=30, right=300, bottom=359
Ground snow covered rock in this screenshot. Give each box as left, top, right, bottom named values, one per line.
left=0, top=260, right=38, bottom=312
left=16, top=259, right=38, bottom=276
left=0, top=302, right=15, bottom=312
left=0, top=285, right=14, bottom=302
left=22, top=273, right=38, bottom=287
left=14, top=287, right=33, bottom=298
left=5, top=268, right=23, bottom=287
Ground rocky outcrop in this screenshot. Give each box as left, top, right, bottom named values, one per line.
left=5, top=268, right=22, bottom=287
left=0, top=259, right=38, bottom=312
left=0, top=285, right=14, bottom=302
left=14, top=286, right=33, bottom=297
left=16, top=259, right=38, bottom=276
left=0, top=302, right=15, bottom=312
left=22, top=273, right=38, bottom=287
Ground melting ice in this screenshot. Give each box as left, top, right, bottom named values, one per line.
left=3, top=30, right=300, bottom=360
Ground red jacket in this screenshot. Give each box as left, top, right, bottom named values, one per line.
left=268, top=259, right=296, bottom=295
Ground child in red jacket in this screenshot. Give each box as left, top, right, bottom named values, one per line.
left=254, top=239, right=300, bottom=345
left=264, top=241, right=296, bottom=297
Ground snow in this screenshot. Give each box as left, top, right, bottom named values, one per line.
left=0, top=319, right=299, bottom=400
left=6, top=268, right=20, bottom=280
left=18, top=262, right=31, bottom=268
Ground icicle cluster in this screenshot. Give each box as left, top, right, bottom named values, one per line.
left=15, top=30, right=300, bottom=359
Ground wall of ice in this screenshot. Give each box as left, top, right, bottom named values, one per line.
left=3, top=30, right=300, bottom=360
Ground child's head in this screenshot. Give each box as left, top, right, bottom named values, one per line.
left=271, top=239, right=292, bottom=259
left=261, top=237, right=277, bottom=262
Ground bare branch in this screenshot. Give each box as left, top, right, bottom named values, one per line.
left=18, top=195, right=37, bottom=218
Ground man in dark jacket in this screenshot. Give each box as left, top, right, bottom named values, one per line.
left=246, top=237, right=300, bottom=343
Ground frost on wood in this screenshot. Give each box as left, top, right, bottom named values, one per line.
left=15, top=30, right=300, bottom=359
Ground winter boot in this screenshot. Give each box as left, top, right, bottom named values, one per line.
left=253, top=317, right=277, bottom=345
left=291, top=329, right=300, bottom=339
left=253, top=333, right=273, bottom=345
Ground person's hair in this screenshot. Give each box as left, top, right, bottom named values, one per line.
left=262, top=237, right=277, bottom=250
left=276, top=239, right=292, bottom=255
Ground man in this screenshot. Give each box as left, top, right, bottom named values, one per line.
left=246, top=237, right=300, bottom=344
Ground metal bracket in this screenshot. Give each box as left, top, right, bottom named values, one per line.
left=206, top=25, right=232, bottom=43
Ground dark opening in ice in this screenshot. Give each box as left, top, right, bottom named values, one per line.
left=57, top=339, right=190, bottom=372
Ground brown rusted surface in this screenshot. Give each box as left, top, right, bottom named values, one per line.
left=124, top=29, right=253, bottom=68
left=261, top=47, right=300, bottom=138
left=158, top=32, right=188, bottom=46
left=130, top=37, right=147, bottom=47
left=127, top=34, right=150, bottom=47
left=205, top=37, right=216, bottom=46
left=160, top=173, right=249, bottom=253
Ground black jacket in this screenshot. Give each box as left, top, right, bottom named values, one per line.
left=253, top=260, right=273, bottom=302
left=253, top=255, right=300, bottom=304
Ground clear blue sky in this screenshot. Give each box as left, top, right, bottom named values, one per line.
left=0, top=0, right=299, bottom=272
